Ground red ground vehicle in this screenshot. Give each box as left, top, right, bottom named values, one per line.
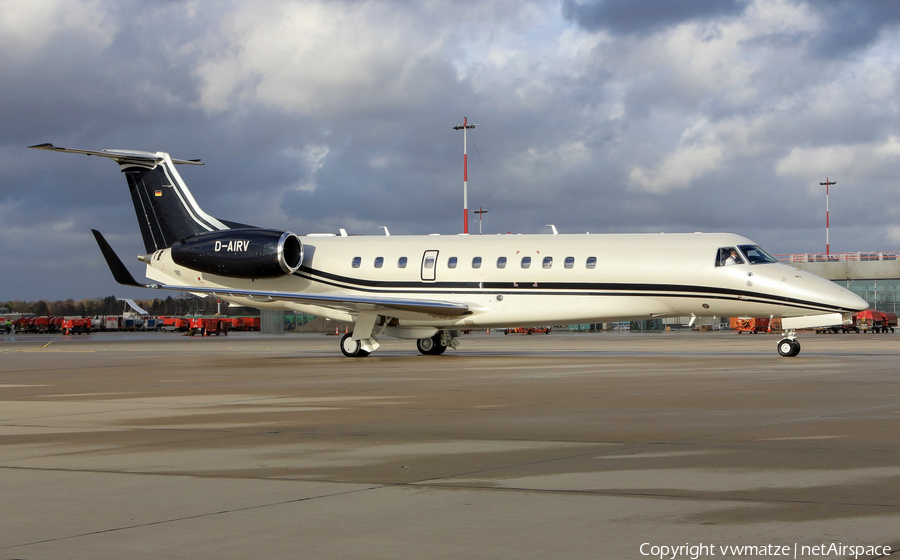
left=228, top=317, right=249, bottom=331
left=882, top=312, right=898, bottom=333
left=856, top=310, right=897, bottom=333
left=730, top=317, right=770, bottom=333
left=504, top=326, right=552, bottom=335
left=187, top=317, right=229, bottom=336
left=159, top=316, right=190, bottom=332
left=31, top=317, right=52, bottom=333
left=61, top=317, right=92, bottom=335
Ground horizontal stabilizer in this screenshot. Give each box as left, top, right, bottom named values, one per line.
left=29, top=143, right=203, bottom=166
left=91, top=230, right=144, bottom=288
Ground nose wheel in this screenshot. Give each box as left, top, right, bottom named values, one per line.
left=341, top=333, right=371, bottom=358
left=777, top=337, right=801, bottom=357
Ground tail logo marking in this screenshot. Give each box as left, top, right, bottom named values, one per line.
left=214, top=240, right=250, bottom=252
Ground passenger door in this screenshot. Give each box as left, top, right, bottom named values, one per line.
left=421, top=250, right=439, bottom=281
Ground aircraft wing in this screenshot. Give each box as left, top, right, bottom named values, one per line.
left=157, top=284, right=473, bottom=318
left=91, top=230, right=472, bottom=319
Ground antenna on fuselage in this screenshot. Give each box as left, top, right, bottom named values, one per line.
left=474, top=207, right=488, bottom=235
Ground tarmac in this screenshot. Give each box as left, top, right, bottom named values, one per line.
left=1, top=330, right=899, bottom=559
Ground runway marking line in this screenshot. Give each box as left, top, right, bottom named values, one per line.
left=0, top=348, right=95, bottom=353
left=1, top=338, right=94, bottom=354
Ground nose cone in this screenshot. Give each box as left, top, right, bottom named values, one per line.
left=838, top=289, right=869, bottom=312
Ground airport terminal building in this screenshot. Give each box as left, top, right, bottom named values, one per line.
left=783, top=251, right=900, bottom=314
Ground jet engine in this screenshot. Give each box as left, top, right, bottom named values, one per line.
left=170, top=229, right=303, bottom=279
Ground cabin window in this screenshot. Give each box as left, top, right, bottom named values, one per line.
left=398, top=256, right=408, bottom=268
left=542, top=256, right=553, bottom=269
left=352, top=256, right=361, bottom=268
left=739, top=245, right=778, bottom=265
left=586, top=256, right=597, bottom=269
left=472, top=256, right=482, bottom=269
left=448, top=257, right=458, bottom=269
left=716, top=247, right=744, bottom=267
left=374, top=257, right=384, bottom=268
left=497, top=256, right=507, bottom=269
left=564, top=256, right=575, bottom=269
left=424, top=256, right=435, bottom=269
left=521, top=256, right=531, bottom=269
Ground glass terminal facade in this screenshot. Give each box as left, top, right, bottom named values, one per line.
left=841, top=280, right=900, bottom=314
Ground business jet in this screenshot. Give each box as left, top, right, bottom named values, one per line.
left=30, top=143, right=868, bottom=358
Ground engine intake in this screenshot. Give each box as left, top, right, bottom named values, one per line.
left=170, top=229, right=303, bottom=279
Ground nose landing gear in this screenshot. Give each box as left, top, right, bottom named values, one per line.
left=777, top=330, right=801, bottom=357
left=340, top=332, right=371, bottom=358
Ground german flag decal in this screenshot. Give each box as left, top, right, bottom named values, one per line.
left=154, top=190, right=162, bottom=196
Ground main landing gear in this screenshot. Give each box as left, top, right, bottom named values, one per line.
left=777, top=330, right=801, bottom=357
left=339, top=328, right=460, bottom=357
left=416, top=332, right=448, bottom=355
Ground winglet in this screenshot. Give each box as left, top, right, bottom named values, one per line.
left=91, top=230, right=144, bottom=288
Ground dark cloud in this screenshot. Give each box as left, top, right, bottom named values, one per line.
left=809, top=0, right=900, bottom=58
left=2, top=0, right=900, bottom=300
left=562, top=0, right=747, bottom=35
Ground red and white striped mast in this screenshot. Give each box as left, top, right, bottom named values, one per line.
left=452, top=117, right=477, bottom=234
left=819, top=177, right=836, bottom=255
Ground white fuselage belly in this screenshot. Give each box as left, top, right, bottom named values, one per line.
left=145, top=232, right=858, bottom=329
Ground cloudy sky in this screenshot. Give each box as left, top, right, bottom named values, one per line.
left=3, top=0, right=900, bottom=301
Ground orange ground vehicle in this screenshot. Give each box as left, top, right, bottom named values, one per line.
left=729, top=317, right=770, bottom=333
left=504, top=326, right=552, bottom=335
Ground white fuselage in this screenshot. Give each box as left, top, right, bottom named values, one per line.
left=143, top=231, right=864, bottom=332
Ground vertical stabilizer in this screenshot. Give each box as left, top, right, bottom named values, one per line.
left=29, top=144, right=240, bottom=252
left=122, top=154, right=229, bottom=252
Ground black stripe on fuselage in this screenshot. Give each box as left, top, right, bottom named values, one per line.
left=292, top=266, right=852, bottom=315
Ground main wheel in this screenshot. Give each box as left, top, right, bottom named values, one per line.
left=416, top=333, right=447, bottom=355
left=340, top=333, right=370, bottom=357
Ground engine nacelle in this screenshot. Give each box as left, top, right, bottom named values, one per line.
left=170, top=228, right=303, bottom=279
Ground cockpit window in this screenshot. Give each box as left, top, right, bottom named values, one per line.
left=738, top=245, right=778, bottom=264
left=715, top=247, right=744, bottom=267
